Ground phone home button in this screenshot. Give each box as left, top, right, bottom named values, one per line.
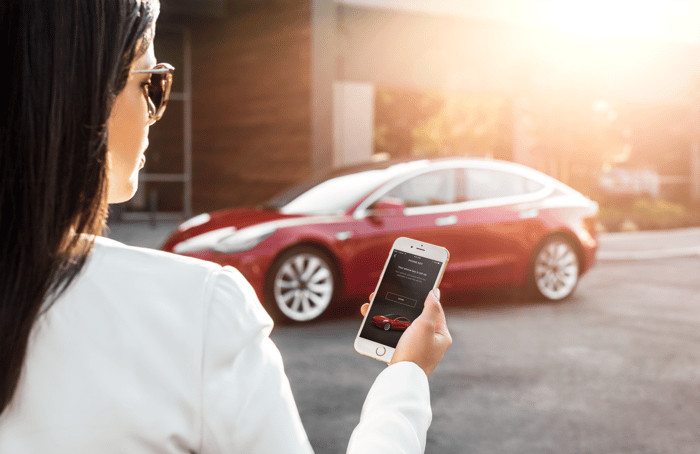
left=376, top=347, right=386, bottom=356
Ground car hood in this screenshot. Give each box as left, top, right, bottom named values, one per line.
left=207, top=207, right=350, bottom=231
left=164, top=207, right=350, bottom=253
left=172, top=207, right=346, bottom=243
left=209, top=207, right=301, bottom=230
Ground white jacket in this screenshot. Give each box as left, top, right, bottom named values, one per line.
left=0, top=236, right=431, bottom=453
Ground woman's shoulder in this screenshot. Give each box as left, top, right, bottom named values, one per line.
left=51, top=236, right=272, bottom=340
left=73, top=236, right=229, bottom=314
left=91, top=235, right=220, bottom=274
left=86, top=235, right=273, bottom=349
left=86, top=236, right=268, bottom=325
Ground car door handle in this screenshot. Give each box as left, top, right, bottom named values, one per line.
left=435, top=215, right=457, bottom=226
left=519, top=209, right=538, bottom=219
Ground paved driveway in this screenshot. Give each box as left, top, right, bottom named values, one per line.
left=107, top=222, right=700, bottom=452
left=274, top=256, right=700, bottom=454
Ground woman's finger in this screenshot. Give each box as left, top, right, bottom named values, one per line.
left=418, top=288, right=442, bottom=325
left=389, top=288, right=451, bottom=376
left=360, top=303, right=369, bottom=317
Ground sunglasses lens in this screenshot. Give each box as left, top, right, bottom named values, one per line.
left=145, top=94, right=156, bottom=118
left=136, top=64, right=174, bottom=120
left=146, top=70, right=172, bottom=120
left=147, top=77, right=161, bottom=109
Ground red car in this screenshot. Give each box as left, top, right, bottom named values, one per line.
left=372, top=315, right=412, bottom=331
left=161, top=158, right=598, bottom=323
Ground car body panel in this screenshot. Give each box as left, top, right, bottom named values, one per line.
left=161, top=158, right=599, bottom=313
left=371, top=315, right=412, bottom=331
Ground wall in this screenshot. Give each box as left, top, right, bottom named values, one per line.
left=189, top=0, right=312, bottom=213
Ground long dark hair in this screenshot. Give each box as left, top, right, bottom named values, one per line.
left=0, top=0, right=158, bottom=413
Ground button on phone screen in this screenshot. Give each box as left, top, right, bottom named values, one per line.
left=359, top=250, right=443, bottom=348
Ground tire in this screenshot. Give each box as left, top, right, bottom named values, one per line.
left=265, top=247, right=338, bottom=323
left=529, top=235, right=580, bottom=301
left=383, top=322, right=391, bottom=331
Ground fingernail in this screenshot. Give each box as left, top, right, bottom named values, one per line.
left=432, top=288, right=440, bottom=300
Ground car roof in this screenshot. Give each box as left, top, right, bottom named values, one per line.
left=328, top=156, right=482, bottom=175
left=329, top=156, right=563, bottom=184
left=265, top=156, right=583, bottom=214
left=347, top=156, right=582, bottom=195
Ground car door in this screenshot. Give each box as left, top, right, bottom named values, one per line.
left=445, top=166, right=546, bottom=288
left=345, top=168, right=463, bottom=295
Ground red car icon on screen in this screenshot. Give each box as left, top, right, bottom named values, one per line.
left=372, top=315, right=412, bottom=331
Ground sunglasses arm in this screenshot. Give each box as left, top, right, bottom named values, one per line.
left=132, top=63, right=175, bottom=75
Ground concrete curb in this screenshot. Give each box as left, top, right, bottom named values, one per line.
left=597, top=227, right=700, bottom=261
left=106, top=221, right=700, bottom=262
left=597, top=246, right=700, bottom=261
left=598, top=226, right=700, bottom=240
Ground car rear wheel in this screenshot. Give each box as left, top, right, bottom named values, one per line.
left=530, top=235, right=580, bottom=301
left=266, top=247, right=337, bottom=323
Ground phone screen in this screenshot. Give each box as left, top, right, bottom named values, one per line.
left=358, top=249, right=444, bottom=348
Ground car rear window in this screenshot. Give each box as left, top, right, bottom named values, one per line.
left=465, top=168, right=544, bottom=201
left=382, top=169, right=457, bottom=207
left=278, top=170, right=390, bottom=215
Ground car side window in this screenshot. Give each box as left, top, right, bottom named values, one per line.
left=381, top=169, right=457, bottom=208
left=464, top=168, right=543, bottom=201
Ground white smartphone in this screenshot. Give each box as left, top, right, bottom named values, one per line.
left=354, top=237, right=449, bottom=363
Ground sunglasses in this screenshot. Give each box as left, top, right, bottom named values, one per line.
left=132, top=63, right=175, bottom=121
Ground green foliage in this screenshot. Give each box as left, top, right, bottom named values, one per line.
left=374, top=89, right=445, bottom=158
left=411, top=94, right=509, bottom=157
left=598, top=198, right=700, bottom=231
left=374, top=88, right=511, bottom=159
left=631, top=198, right=686, bottom=230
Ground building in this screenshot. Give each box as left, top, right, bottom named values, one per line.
left=116, top=0, right=700, bottom=222
left=119, top=0, right=313, bottom=221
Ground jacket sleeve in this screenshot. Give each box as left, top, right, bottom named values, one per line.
left=347, top=362, right=432, bottom=454
left=197, top=266, right=431, bottom=454
left=199, top=266, right=314, bottom=454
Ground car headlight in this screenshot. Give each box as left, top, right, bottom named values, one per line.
left=177, top=213, right=211, bottom=231
left=173, top=224, right=277, bottom=254
left=211, top=224, right=276, bottom=254
left=173, top=227, right=236, bottom=254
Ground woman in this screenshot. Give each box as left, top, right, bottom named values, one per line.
left=0, top=1, right=451, bottom=452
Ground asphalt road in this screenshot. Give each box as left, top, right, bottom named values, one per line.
left=107, top=223, right=700, bottom=452
left=272, top=254, right=700, bottom=454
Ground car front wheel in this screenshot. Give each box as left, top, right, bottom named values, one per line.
left=530, top=236, right=580, bottom=301
left=266, top=247, right=337, bottom=323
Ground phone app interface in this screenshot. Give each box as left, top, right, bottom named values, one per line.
left=360, top=249, right=443, bottom=348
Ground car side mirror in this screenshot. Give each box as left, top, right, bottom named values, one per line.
left=368, top=198, right=405, bottom=222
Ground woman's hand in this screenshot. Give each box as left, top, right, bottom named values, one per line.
left=361, top=289, right=452, bottom=377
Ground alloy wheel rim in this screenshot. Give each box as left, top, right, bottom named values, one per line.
left=273, top=253, right=334, bottom=321
left=534, top=240, right=579, bottom=300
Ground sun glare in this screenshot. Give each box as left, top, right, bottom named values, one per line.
left=542, top=0, right=700, bottom=43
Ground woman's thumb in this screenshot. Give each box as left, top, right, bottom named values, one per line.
left=418, top=288, right=442, bottom=325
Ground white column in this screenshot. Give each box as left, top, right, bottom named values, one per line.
left=333, top=81, right=375, bottom=167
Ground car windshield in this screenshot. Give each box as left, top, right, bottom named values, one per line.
left=263, top=161, right=429, bottom=215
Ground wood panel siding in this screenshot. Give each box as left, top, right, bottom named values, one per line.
left=190, top=0, right=312, bottom=213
